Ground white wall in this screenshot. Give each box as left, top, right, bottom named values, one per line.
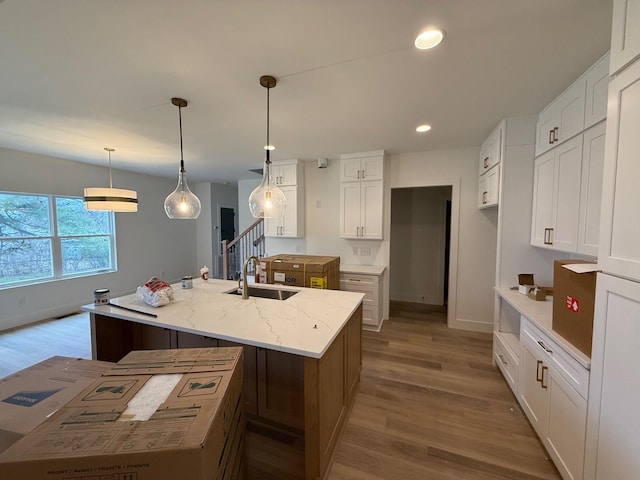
left=237, top=178, right=260, bottom=234
left=195, top=182, right=213, bottom=276
left=0, top=148, right=197, bottom=332
left=390, top=186, right=451, bottom=305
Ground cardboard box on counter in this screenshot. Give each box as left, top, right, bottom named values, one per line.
left=0, top=347, right=245, bottom=480
left=262, top=254, right=340, bottom=290
left=552, top=260, right=599, bottom=356
left=0, top=356, right=114, bottom=454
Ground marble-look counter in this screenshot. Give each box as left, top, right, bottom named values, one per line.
left=82, top=279, right=364, bottom=359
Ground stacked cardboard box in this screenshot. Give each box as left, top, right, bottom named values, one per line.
left=0, top=356, right=114, bottom=454
left=0, top=347, right=245, bottom=480
left=261, top=254, right=340, bottom=290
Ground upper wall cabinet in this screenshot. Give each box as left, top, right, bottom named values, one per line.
left=265, top=159, right=305, bottom=238
left=340, top=154, right=384, bottom=182
left=531, top=135, right=583, bottom=252
left=610, top=0, right=640, bottom=75
left=477, top=123, right=503, bottom=209
left=271, top=159, right=302, bottom=186
left=339, top=151, right=385, bottom=240
left=535, top=53, right=610, bottom=157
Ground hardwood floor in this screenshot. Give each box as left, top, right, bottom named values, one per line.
left=326, top=301, right=560, bottom=480
left=0, top=312, right=91, bottom=379
left=0, top=304, right=560, bottom=480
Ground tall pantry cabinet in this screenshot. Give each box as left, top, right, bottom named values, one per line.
left=585, top=1, right=640, bottom=479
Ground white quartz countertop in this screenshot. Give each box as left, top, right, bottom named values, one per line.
left=495, top=287, right=590, bottom=368
left=83, top=279, right=364, bottom=359
left=340, top=264, right=386, bottom=275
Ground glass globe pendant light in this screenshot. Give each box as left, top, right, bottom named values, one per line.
left=164, top=97, right=201, bottom=219
left=84, top=147, right=138, bottom=212
left=248, top=75, right=287, bottom=219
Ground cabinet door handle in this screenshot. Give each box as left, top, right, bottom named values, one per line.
left=360, top=226, right=364, bottom=237
left=536, top=359, right=544, bottom=382
left=553, top=127, right=559, bottom=143
left=357, top=170, right=361, bottom=179
left=548, top=129, right=554, bottom=145
left=537, top=340, right=553, bottom=354
left=483, top=157, right=489, bottom=169
left=361, top=169, right=365, bottom=179
left=541, top=365, right=549, bottom=389
left=547, top=228, right=553, bottom=245
left=543, top=227, right=554, bottom=245
left=482, top=191, right=488, bottom=204
left=498, top=354, right=508, bottom=366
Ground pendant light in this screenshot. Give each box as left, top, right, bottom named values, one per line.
left=84, top=147, right=138, bottom=212
left=248, top=75, right=287, bottom=219
left=164, top=97, right=201, bottom=219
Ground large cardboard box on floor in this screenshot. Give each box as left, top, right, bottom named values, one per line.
left=261, top=254, right=340, bottom=290
left=0, top=356, right=114, bottom=454
left=552, top=259, right=599, bottom=356
left=0, top=347, right=245, bottom=480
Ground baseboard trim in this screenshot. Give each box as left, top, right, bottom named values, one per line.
left=450, top=317, right=492, bottom=333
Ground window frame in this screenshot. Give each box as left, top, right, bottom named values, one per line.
left=0, top=191, right=117, bottom=289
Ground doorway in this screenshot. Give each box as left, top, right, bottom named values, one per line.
left=220, top=207, right=235, bottom=244
left=389, top=186, right=453, bottom=319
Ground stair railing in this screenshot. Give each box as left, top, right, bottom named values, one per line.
left=221, top=218, right=265, bottom=280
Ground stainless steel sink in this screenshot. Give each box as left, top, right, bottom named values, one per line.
left=226, top=286, right=299, bottom=300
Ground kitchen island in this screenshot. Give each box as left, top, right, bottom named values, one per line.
left=83, top=279, right=364, bottom=480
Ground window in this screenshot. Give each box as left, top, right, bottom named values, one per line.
left=0, top=192, right=116, bottom=287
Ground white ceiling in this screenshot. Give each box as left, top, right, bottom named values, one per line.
left=0, top=0, right=613, bottom=184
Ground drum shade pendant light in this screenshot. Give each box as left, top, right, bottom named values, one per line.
left=84, top=148, right=138, bottom=212
left=164, top=97, right=201, bottom=219
left=248, top=75, right=287, bottom=219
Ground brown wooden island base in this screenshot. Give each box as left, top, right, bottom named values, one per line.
left=90, top=304, right=362, bottom=480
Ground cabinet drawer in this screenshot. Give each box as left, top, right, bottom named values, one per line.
left=521, top=317, right=589, bottom=399
left=494, top=332, right=518, bottom=393
left=362, top=305, right=377, bottom=326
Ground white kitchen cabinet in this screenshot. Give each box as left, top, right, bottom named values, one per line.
left=519, top=318, right=588, bottom=480
left=270, top=159, right=302, bottom=186
left=584, top=53, right=611, bottom=129
left=265, top=160, right=304, bottom=238
left=340, top=152, right=384, bottom=182
left=598, top=58, right=640, bottom=282
left=535, top=53, right=609, bottom=156
left=340, top=269, right=384, bottom=331
left=535, top=80, right=586, bottom=156
left=478, top=165, right=500, bottom=209
left=265, top=185, right=303, bottom=237
left=584, top=273, right=640, bottom=480
left=577, top=122, right=606, bottom=256
left=530, top=135, right=583, bottom=252
left=478, top=125, right=502, bottom=176
left=339, top=151, right=385, bottom=240
left=610, top=0, right=640, bottom=75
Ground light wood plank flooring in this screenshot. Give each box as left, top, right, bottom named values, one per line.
left=0, top=304, right=560, bottom=479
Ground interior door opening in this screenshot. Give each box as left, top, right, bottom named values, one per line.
left=389, top=186, right=453, bottom=322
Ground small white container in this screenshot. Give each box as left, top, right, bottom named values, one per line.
left=182, top=276, right=193, bottom=289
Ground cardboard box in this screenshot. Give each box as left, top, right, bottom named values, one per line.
left=262, top=254, right=340, bottom=290
left=0, top=356, right=114, bottom=454
left=0, top=347, right=245, bottom=480
left=552, top=260, right=599, bottom=356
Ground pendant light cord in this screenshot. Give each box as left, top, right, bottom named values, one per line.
left=178, top=105, right=185, bottom=173
left=266, top=84, right=271, bottom=165
left=107, top=149, right=113, bottom=188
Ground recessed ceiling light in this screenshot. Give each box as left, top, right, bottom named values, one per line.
left=416, top=124, right=432, bottom=133
left=415, top=28, right=445, bottom=50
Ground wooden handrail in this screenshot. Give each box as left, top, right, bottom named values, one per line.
left=226, top=218, right=263, bottom=250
